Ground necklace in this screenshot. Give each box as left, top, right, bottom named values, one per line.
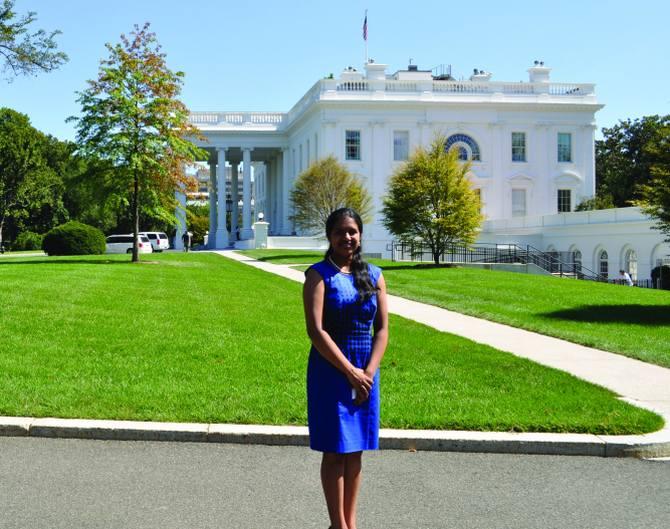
left=327, top=256, right=352, bottom=274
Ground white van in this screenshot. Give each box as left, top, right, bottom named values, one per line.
left=139, top=231, right=170, bottom=252
left=105, top=234, right=153, bottom=254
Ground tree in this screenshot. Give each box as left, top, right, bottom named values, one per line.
left=636, top=116, right=670, bottom=241
left=69, top=23, right=205, bottom=261
left=0, top=107, right=55, bottom=247
left=0, top=0, right=67, bottom=80
left=382, top=135, right=483, bottom=265
left=595, top=116, right=668, bottom=207
left=289, top=155, right=372, bottom=235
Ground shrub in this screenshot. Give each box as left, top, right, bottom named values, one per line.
left=42, top=222, right=106, bottom=256
left=14, top=231, right=44, bottom=251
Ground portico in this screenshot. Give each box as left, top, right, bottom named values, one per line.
left=188, top=124, right=294, bottom=248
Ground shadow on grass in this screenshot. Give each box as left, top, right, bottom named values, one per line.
left=543, top=305, right=670, bottom=326
left=0, top=258, right=142, bottom=266
left=379, top=262, right=459, bottom=271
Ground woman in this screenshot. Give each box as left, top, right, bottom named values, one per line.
left=302, top=208, right=389, bottom=529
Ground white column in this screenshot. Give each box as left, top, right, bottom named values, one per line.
left=215, top=148, right=229, bottom=248
left=231, top=162, right=239, bottom=241
left=281, top=148, right=291, bottom=235
left=208, top=158, right=217, bottom=249
left=274, top=156, right=283, bottom=235
left=241, top=148, right=254, bottom=239
left=174, top=188, right=186, bottom=250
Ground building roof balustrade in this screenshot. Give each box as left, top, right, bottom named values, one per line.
left=190, top=78, right=598, bottom=132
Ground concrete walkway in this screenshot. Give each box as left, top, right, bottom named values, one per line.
left=2, top=250, right=669, bottom=458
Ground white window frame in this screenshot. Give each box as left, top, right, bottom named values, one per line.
left=511, top=188, right=527, bottom=217
left=558, top=132, right=572, bottom=163
left=511, top=132, right=526, bottom=162
left=345, top=130, right=361, bottom=161
left=393, top=130, right=409, bottom=161
left=557, top=189, right=572, bottom=213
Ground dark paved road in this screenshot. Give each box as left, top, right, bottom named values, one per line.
left=1, top=437, right=668, bottom=529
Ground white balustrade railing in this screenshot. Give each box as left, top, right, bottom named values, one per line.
left=188, top=111, right=287, bottom=127
left=385, top=81, right=417, bottom=92
left=190, top=80, right=595, bottom=130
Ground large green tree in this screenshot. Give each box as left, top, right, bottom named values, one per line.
left=636, top=116, right=670, bottom=241
left=0, top=107, right=62, bottom=247
left=70, top=23, right=205, bottom=261
left=595, top=115, right=668, bottom=207
left=0, top=0, right=67, bottom=80
left=290, top=155, right=372, bottom=235
left=382, top=135, right=483, bottom=265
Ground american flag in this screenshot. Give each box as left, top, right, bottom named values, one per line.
left=363, top=11, right=368, bottom=41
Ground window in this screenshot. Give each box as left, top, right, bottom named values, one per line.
left=625, top=249, right=638, bottom=280
left=558, top=189, right=571, bottom=212
left=306, top=140, right=310, bottom=165
left=345, top=130, right=361, bottom=160
left=512, top=132, right=526, bottom=162
left=599, top=250, right=608, bottom=278
left=573, top=250, right=583, bottom=277
left=393, top=131, right=409, bottom=161
left=512, top=189, right=526, bottom=217
left=558, top=133, right=572, bottom=162
left=299, top=144, right=303, bottom=172
left=445, top=134, right=481, bottom=161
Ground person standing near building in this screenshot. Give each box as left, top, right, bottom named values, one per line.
left=302, top=208, right=389, bottom=529
left=181, top=230, right=192, bottom=252
left=619, top=269, right=634, bottom=286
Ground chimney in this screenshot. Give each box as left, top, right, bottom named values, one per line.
left=528, top=60, right=551, bottom=83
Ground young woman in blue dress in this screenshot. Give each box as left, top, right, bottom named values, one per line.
left=302, top=208, right=389, bottom=529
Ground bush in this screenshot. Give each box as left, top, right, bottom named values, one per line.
left=14, top=231, right=44, bottom=251
left=651, top=265, right=670, bottom=290
left=42, top=222, right=106, bottom=256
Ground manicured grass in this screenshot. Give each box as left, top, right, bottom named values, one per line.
left=240, top=250, right=670, bottom=369
left=0, top=252, right=662, bottom=434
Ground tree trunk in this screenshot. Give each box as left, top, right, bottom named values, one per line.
left=132, top=171, right=139, bottom=262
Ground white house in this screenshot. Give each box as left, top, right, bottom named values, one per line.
left=184, top=60, right=669, bottom=281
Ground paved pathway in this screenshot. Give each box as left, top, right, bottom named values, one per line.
left=2, top=437, right=669, bottom=529
left=216, top=250, right=670, bottom=457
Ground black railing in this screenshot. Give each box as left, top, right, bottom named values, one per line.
left=387, top=241, right=602, bottom=281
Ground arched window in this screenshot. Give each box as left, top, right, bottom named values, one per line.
left=573, top=250, right=582, bottom=277
left=445, top=134, right=481, bottom=161
left=625, top=249, right=638, bottom=280
left=599, top=250, right=608, bottom=279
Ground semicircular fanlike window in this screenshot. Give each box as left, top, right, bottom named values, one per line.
left=445, top=134, right=481, bottom=161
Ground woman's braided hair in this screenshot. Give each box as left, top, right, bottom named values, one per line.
left=324, top=208, right=378, bottom=302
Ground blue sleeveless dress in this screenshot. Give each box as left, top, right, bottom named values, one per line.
left=306, top=259, right=382, bottom=453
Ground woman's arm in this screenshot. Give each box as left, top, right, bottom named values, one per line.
left=303, top=268, right=373, bottom=398
left=365, top=273, right=389, bottom=378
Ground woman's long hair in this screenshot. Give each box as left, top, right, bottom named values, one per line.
left=325, top=208, right=378, bottom=301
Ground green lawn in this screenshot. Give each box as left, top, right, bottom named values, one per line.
left=240, top=250, right=670, bottom=369
left=0, top=252, right=662, bottom=434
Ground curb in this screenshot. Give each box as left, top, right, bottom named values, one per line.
left=2, top=416, right=670, bottom=458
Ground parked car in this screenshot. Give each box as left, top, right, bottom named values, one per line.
left=105, top=234, right=153, bottom=254
left=139, top=231, right=170, bottom=252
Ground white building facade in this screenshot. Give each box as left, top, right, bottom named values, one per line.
left=188, top=60, right=669, bottom=280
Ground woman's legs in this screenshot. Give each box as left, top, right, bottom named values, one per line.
left=343, top=451, right=363, bottom=529
left=321, top=451, right=364, bottom=529
left=321, top=452, right=347, bottom=529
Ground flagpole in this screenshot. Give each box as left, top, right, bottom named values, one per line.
left=363, top=9, right=368, bottom=64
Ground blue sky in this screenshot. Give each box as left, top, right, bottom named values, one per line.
left=3, top=0, right=669, bottom=141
